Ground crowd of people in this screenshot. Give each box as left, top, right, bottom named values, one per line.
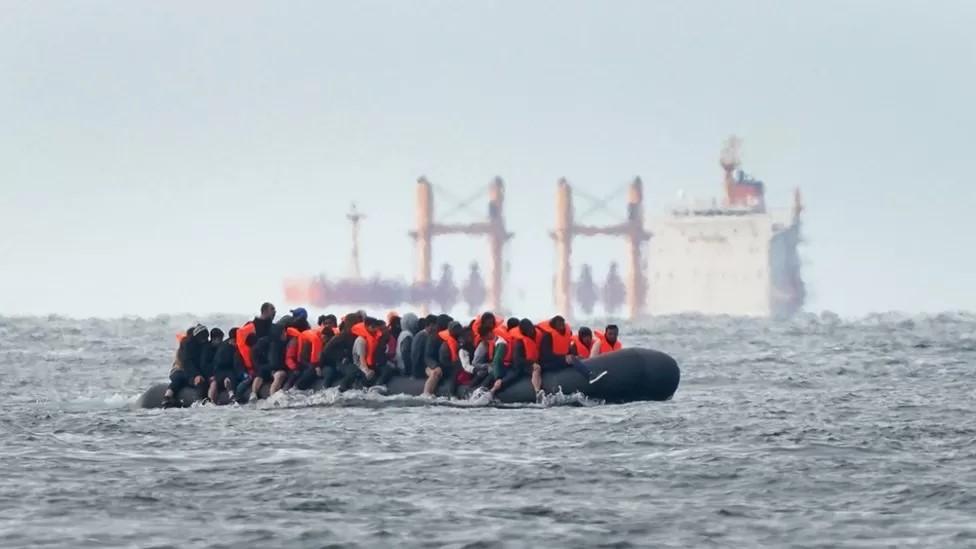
left=162, top=302, right=623, bottom=407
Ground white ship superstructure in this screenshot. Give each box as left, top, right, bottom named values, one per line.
left=647, top=137, right=805, bottom=317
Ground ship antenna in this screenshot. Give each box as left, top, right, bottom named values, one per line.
left=347, top=202, right=365, bottom=280
left=720, top=135, right=743, bottom=205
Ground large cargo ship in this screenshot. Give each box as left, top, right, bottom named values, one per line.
left=645, top=138, right=805, bottom=317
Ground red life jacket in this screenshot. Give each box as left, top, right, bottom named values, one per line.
left=236, top=322, right=256, bottom=373
left=350, top=322, right=378, bottom=367
left=573, top=336, right=593, bottom=359
left=537, top=320, right=572, bottom=355
left=594, top=331, right=622, bottom=354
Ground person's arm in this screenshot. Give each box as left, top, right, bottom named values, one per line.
left=352, top=337, right=369, bottom=373
left=591, top=339, right=603, bottom=357
left=398, top=335, right=413, bottom=373
left=472, top=341, right=489, bottom=367
left=491, top=340, right=507, bottom=379
left=459, top=348, right=474, bottom=374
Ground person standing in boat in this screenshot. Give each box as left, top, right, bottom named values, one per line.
left=162, top=324, right=209, bottom=407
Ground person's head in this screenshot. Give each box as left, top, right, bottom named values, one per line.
left=321, top=314, right=337, bottom=329
left=459, top=327, right=474, bottom=346
left=577, top=326, right=593, bottom=346
left=402, top=312, right=419, bottom=334
left=424, top=314, right=439, bottom=332
left=436, top=314, right=452, bottom=331
left=605, top=324, right=619, bottom=343
left=192, top=323, right=209, bottom=343
left=478, top=321, right=493, bottom=341
left=209, top=327, right=224, bottom=344
left=289, top=307, right=308, bottom=321
left=550, top=315, right=566, bottom=333
left=448, top=321, right=463, bottom=339
left=506, top=317, right=519, bottom=330
left=364, top=316, right=381, bottom=332
left=389, top=315, right=402, bottom=337
left=386, top=311, right=399, bottom=325
left=227, top=327, right=238, bottom=346
left=519, top=318, right=535, bottom=338
left=479, top=312, right=496, bottom=332
left=260, top=302, right=276, bottom=320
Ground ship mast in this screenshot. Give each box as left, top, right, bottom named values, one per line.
left=720, top=135, right=742, bottom=206
left=347, top=203, right=364, bottom=280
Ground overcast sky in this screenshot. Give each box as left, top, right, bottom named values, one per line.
left=2, top=0, right=974, bottom=319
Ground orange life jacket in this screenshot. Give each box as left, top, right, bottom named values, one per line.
left=508, top=327, right=540, bottom=363
left=176, top=332, right=187, bottom=343
left=236, top=322, right=256, bottom=373
left=485, top=325, right=510, bottom=361
left=594, top=331, right=622, bottom=354
left=285, top=339, right=300, bottom=371
left=537, top=320, right=572, bottom=355
left=573, top=336, right=593, bottom=359
left=350, top=322, right=378, bottom=367
left=299, top=326, right=325, bottom=364
left=438, top=329, right=459, bottom=363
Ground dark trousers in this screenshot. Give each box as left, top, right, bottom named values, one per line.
left=168, top=370, right=206, bottom=400
left=497, top=364, right=524, bottom=392
left=294, top=364, right=340, bottom=391
left=468, top=365, right=492, bottom=389
left=339, top=362, right=395, bottom=390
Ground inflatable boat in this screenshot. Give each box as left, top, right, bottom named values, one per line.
left=137, top=348, right=680, bottom=408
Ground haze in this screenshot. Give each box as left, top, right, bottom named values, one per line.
left=2, top=1, right=974, bottom=319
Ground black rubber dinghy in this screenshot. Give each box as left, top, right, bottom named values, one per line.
left=137, top=348, right=680, bottom=408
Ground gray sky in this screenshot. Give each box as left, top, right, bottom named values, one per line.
left=2, top=0, right=974, bottom=318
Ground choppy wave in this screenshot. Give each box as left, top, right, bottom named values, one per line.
left=1, top=312, right=975, bottom=548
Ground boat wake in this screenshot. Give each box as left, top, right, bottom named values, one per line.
left=184, top=386, right=605, bottom=411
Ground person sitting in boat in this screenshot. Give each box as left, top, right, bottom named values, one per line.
left=537, top=315, right=574, bottom=373
left=443, top=323, right=476, bottom=391
left=421, top=315, right=453, bottom=395
left=571, top=326, right=594, bottom=358
left=234, top=302, right=277, bottom=380
left=162, top=324, right=209, bottom=407
left=467, top=321, right=504, bottom=390
left=394, top=313, right=417, bottom=377
left=199, top=327, right=224, bottom=383
left=409, top=314, right=437, bottom=378
left=592, top=324, right=622, bottom=356
left=208, top=327, right=241, bottom=402
left=292, top=320, right=338, bottom=391
left=321, top=312, right=363, bottom=387
left=268, top=323, right=302, bottom=395
left=246, top=329, right=276, bottom=399
left=490, top=318, right=539, bottom=399
left=340, top=316, right=392, bottom=391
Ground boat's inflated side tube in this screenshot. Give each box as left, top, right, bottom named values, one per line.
left=136, top=347, right=680, bottom=408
